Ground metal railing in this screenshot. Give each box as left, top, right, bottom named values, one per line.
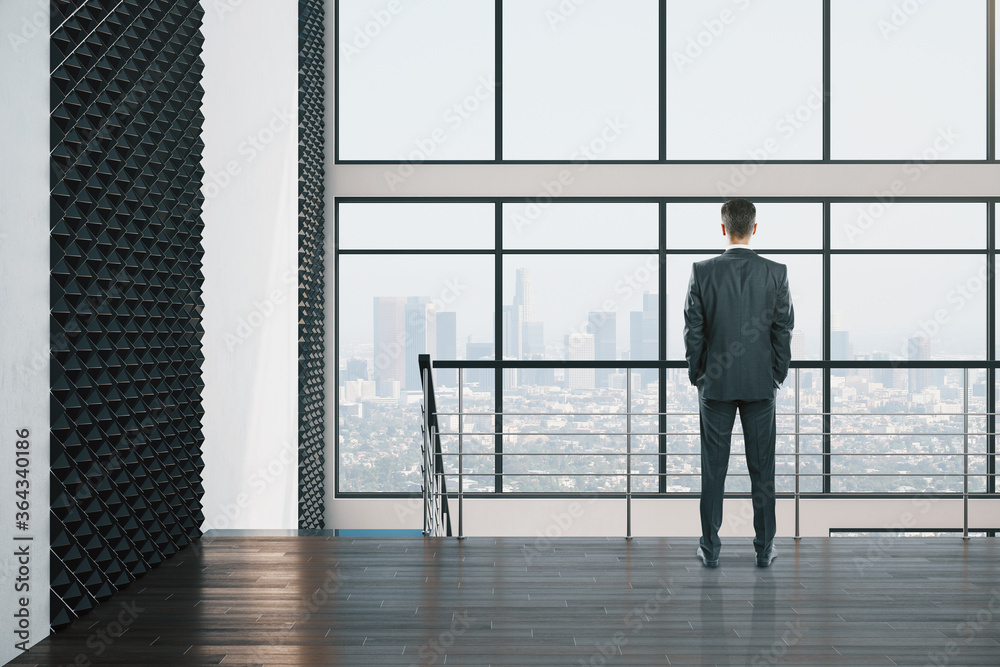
left=418, top=355, right=451, bottom=537
left=420, top=360, right=997, bottom=539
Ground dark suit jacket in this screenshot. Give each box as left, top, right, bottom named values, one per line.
left=683, top=247, right=794, bottom=401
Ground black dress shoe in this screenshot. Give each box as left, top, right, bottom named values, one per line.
left=696, top=547, right=719, bottom=568
left=756, top=547, right=777, bottom=568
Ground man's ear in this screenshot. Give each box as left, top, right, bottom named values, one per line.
left=721, top=223, right=726, bottom=236
left=752, top=223, right=758, bottom=236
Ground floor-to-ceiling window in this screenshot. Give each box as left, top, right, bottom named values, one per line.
left=334, top=1, right=997, bottom=508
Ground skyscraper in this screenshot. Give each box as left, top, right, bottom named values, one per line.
left=373, top=296, right=406, bottom=396
left=436, top=311, right=457, bottom=386
left=520, top=321, right=552, bottom=386
left=791, top=331, right=806, bottom=360
left=831, top=314, right=851, bottom=377
left=565, top=333, right=595, bottom=390
left=908, top=336, right=931, bottom=394
left=502, top=305, right=522, bottom=359
left=630, top=292, right=658, bottom=387
left=465, top=341, right=494, bottom=393
left=513, top=267, right=536, bottom=322
left=588, top=311, right=616, bottom=388
left=871, top=352, right=893, bottom=388
left=344, top=357, right=368, bottom=382
left=404, top=297, right=437, bottom=391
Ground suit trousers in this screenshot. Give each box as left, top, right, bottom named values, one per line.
left=697, top=392, right=777, bottom=561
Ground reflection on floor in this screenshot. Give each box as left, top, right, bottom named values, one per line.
left=10, top=535, right=1000, bottom=665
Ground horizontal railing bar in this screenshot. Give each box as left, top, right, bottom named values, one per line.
left=432, top=360, right=1000, bottom=369
left=430, top=472, right=996, bottom=478
left=430, top=451, right=991, bottom=457
left=435, top=411, right=995, bottom=417
left=437, top=431, right=993, bottom=437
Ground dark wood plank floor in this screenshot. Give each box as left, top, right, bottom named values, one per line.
left=8, top=536, right=1000, bottom=666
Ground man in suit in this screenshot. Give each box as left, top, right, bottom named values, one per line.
left=683, top=199, right=794, bottom=568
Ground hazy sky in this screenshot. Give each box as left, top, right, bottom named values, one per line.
left=339, top=201, right=989, bottom=361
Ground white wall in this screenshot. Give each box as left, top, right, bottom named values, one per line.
left=200, top=0, right=299, bottom=530
left=0, top=1, right=51, bottom=659
left=329, top=496, right=1000, bottom=538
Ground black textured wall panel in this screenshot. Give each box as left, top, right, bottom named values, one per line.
left=298, top=0, right=326, bottom=529
left=49, top=0, right=205, bottom=629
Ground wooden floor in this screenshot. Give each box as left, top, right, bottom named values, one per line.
left=9, top=535, right=1000, bottom=666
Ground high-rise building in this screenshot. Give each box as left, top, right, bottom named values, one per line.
left=436, top=311, right=457, bottom=387
left=502, top=305, right=522, bottom=359
left=373, top=296, right=406, bottom=396
left=520, top=321, right=552, bottom=385
left=630, top=292, right=658, bottom=387
left=344, top=357, right=368, bottom=382
left=404, top=297, right=437, bottom=391
left=522, top=321, right=544, bottom=356
left=513, top=267, right=536, bottom=322
left=588, top=311, right=616, bottom=388
left=831, top=325, right=851, bottom=378
left=565, top=333, right=595, bottom=390
left=871, top=352, right=893, bottom=388
left=465, top=341, right=495, bottom=393
left=908, top=336, right=931, bottom=394
left=791, top=331, right=806, bottom=360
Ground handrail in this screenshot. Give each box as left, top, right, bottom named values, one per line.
left=424, top=363, right=996, bottom=539
left=418, top=354, right=451, bottom=537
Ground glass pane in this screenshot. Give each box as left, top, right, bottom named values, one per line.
left=339, top=203, right=495, bottom=249
left=501, top=389, right=629, bottom=493
left=831, top=202, right=985, bottom=250
left=502, top=202, right=658, bottom=250
left=831, top=255, right=987, bottom=360
left=338, top=0, right=495, bottom=159
left=667, top=202, right=823, bottom=249
left=665, top=368, right=824, bottom=494
left=502, top=255, right=659, bottom=363
left=503, top=0, right=658, bottom=159
left=665, top=0, right=823, bottom=159
left=831, top=0, right=986, bottom=159
left=831, top=368, right=988, bottom=493
left=338, top=255, right=494, bottom=492
left=666, top=254, right=821, bottom=360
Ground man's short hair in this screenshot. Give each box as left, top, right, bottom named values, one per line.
left=721, top=199, right=756, bottom=239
